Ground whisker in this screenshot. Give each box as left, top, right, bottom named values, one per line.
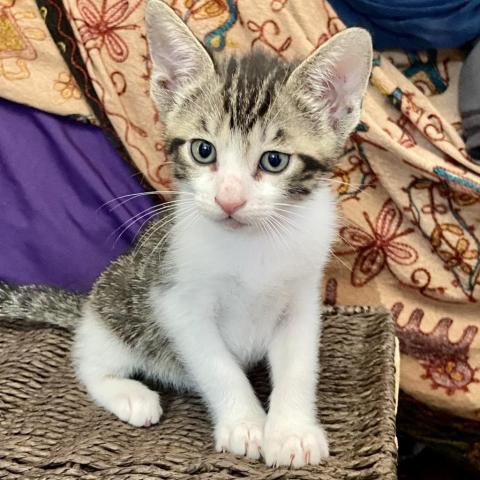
left=109, top=196, right=192, bottom=213
left=267, top=215, right=290, bottom=253
left=134, top=213, right=181, bottom=259
left=133, top=206, right=187, bottom=249
left=273, top=212, right=299, bottom=234
left=131, top=211, right=170, bottom=245
left=109, top=201, right=190, bottom=246
left=134, top=204, right=196, bottom=256
left=336, top=232, right=356, bottom=250
left=273, top=214, right=298, bottom=252
left=261, top=217, right=278, bottom=251
left=108, top=204, right=169, bottom=245
left=319, top=178, right=364, bottom=188
left=159, top=211, right=202, bottom=273
left=266, top=218, right=282, bottom=253
left=98, top=190, right=194, bottom=211
left=127, top=203, right=192, bottom=246
left=261, top=218, right=276, bottom=247
left=147, top=209, right=198, bottom=262
left=273, top=207, right=305, bottom=221
left=329, top=250, right=353, bottom=273
left=273, top=202, right=308, bottom=210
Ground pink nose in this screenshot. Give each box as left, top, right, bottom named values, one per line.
left=215, top=197, right=246, bottom=215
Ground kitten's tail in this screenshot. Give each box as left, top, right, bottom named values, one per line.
left=0, top=282, right=86, bottom=329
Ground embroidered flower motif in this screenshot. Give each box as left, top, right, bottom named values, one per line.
left=438, top=238, right=478, bottom=274
left=76, top=0, right=138, bottom=62
left=54, top=72, right=81, bottom=100
left=0, top=0, right=46, bottom=81
left=437, top=182, right=480, bottom=207
left=341, top=199, right=418, bottom=286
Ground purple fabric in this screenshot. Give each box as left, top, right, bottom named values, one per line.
left=0, top=98, right=156, bottom=293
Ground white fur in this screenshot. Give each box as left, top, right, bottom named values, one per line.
left=148, top=185, right=336, bottom=465
left=74, top=184, right=335, bottom=465
left=73, top=306, right=163, bottom=427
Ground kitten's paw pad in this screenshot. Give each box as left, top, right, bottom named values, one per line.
left=108, top=383, right=162, bottom=427
left=263, top=422, right=329, bottom=467
left=215, top=417, right=266, bottom=460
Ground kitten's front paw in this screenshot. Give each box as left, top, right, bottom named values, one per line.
left=263, top=419, right=329, bottom=467
left=215, top=414, right=266, bottom=460
left=94, top=378, right=163, bottom=428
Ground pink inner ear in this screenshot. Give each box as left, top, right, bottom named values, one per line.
left=325, top=79, right=339, bottom=113
left=323, top=76, right=343, bottom=129
left=324, top=66, right=357, bottom=129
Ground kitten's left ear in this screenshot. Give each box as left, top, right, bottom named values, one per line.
left=287, top=28, right=372, bottom=137
left=145, top=0, right=215, bottom=113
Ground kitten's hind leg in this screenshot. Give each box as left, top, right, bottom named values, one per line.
left=73, top=305, right=162, bottom=427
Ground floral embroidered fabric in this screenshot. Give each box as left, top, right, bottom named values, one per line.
left=0, top=0, right=479, bottom=422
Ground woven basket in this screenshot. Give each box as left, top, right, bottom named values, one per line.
left=0, top=306, right=397, bottom=479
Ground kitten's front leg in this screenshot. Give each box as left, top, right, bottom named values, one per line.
left=263, top=279, right=329, bottom=467
left=156, top=287, right=266, bottom=459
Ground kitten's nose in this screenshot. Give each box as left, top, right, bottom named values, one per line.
left=215, top=196, right=246, bottom=215
left=215, top=177, right=246, bottom=215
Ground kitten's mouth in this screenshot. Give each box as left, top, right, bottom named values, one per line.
left=221, top=216, right=246, bottom=229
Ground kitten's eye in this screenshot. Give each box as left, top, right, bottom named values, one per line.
left=191, top=139, right=216, bottom=164
left=259, top=151, right=290, bottom=173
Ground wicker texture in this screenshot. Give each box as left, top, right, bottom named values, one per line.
left=0, top=306, right=397, bottom=479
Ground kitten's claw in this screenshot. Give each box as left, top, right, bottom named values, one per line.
left=215, top=415, right=266, bottom=460
left=263, top=420, right=329, bottom=467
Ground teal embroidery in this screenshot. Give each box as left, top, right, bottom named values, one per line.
left=434, top=167, right=480, bottom=193
left=355, top=121, right=369, bottom=133
left=405, top=177, right=480, bottom=300
left=372, top=56, right=381, bottom=67
left=204, top=0, right=237, bottom=51
left=388, top=87, right=403, bottom=109
left=403, top=50, right=447, bottom=95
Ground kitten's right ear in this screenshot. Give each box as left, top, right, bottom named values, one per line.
left=145, top=0, right=214, bottom=113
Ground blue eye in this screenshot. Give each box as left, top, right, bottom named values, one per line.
left=259, top=151, right=290, bottom=173
left=191, top=139, right=216, bottom=164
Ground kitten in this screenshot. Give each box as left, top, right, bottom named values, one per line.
left=0, top=0, right=372, bottom=468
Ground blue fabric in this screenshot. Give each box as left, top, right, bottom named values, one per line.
left=328, top=0, right=480, bottom=50
left=0, top=98, right=155, bottom=293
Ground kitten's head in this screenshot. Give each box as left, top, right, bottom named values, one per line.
left=146, top=0, right=372, bottom=231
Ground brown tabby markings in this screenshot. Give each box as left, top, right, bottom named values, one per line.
left=164, top=50, right=335, bottom=198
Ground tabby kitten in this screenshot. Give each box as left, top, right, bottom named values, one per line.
left=0, top=0, right=372, bottom=467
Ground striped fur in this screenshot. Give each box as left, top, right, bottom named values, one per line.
left=162, top=49, right=338, bottom=198
left=0, top=282, right=85, bottom=328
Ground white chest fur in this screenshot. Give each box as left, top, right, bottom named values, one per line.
left=215, top=274, right=291, bottom=366
left=155, top=188, right=337, bottom=366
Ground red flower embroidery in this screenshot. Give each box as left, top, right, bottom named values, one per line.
left=76, top=0, right=139, bottom=62
left=341, top=199, right=418, bottom=286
